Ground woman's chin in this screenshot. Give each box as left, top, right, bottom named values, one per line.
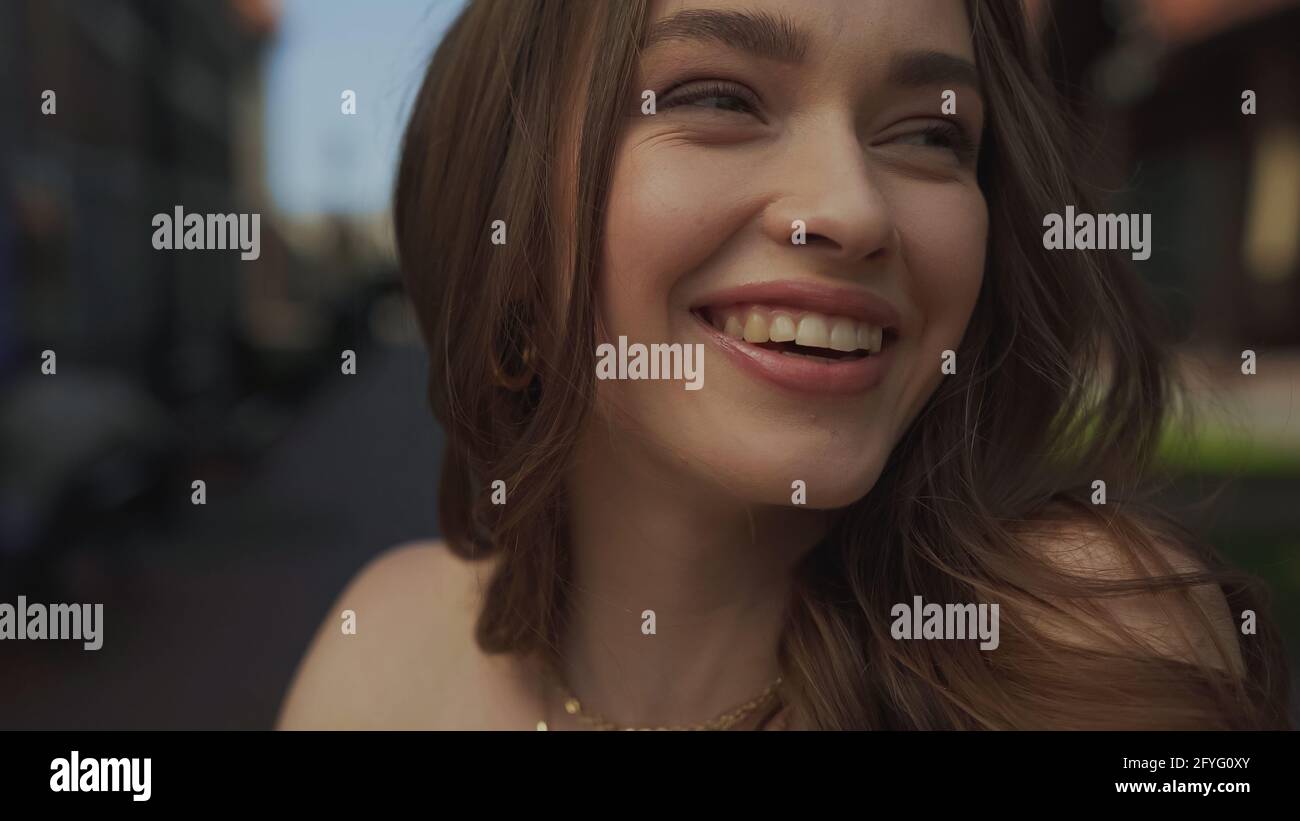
left=697, top=463, right=884, bottom=511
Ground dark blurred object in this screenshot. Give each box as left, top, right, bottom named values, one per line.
left=0, top=0, right=407, bottom=588
left=0, top=0, right=270, bottom=583
left=1043, top=0, right=1300, bottom=347
left=0, top=370, right=181, bottom=573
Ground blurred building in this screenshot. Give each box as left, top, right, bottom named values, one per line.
left=2, top=0, right=278, bottom=397
left=0, top=0, right=279, bottom=558
left=1044, top=0, right=1300, bottom=349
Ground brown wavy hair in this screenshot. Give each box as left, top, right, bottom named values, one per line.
left=394, top=0, right=1291, bottom=728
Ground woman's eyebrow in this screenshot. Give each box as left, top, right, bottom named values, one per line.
left=642, top=10, right=981, bottom=98
left=887, top=50, right=981, bottom=95
left=642, top=8, right=808, bottom=64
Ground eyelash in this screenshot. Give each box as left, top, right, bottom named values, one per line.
left=658, top=80, right=761, bottom=116
left=656, top=80, right=978, bottom=161
left=904, top=121, right=979, bottom=162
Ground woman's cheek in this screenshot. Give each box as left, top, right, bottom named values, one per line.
left=600, top=152, right=666, bottom=336
left=600, top=138, right=745, bottom=333
left=594, top=141, right=709, bottom=421
left=892, top=183, right=988, bottom=410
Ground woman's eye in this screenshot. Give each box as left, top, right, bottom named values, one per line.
left=658, top=82, right=760, bottom=116
left=891, top=122, right=977, bottom=161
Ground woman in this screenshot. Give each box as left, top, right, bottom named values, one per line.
left=278, top=0, right=1290, bottom=730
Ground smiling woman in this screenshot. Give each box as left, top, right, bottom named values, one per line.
left=277, top=0, right=1291, bottom=730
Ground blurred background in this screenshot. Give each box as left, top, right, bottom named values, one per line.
left=0, top=0, right=1296, bottom=728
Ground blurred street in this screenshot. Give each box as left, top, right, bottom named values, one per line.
left=0, top=340, right=441, bottom=729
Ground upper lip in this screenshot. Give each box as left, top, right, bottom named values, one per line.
left=690, top=280, right=902, bottom=330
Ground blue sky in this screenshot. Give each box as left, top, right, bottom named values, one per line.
left=264, top=0, right=466, bottom=215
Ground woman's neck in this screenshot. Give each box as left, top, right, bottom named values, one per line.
left=552, top=423, right=826, bottom=728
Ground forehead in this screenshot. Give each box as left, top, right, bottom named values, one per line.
left=643, top=0, right=976, bottom=62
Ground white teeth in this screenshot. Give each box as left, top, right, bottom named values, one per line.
left=829, top=320, right=857, bottom=352
left=702, top=304, right=887, bottom=354
left=795, top=315, right=830, bottom=348
left=742, top=310, right=769, bottom=343
left=769, top=314, right=797, bottom=342
left=723, top=314, right=745, bottom=340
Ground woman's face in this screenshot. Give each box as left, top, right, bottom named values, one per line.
left=595, top=0, right=987, bottom=508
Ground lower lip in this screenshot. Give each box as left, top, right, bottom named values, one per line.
left=690, top=312, right=895, bottom=396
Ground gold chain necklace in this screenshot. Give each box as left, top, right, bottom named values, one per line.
left=535, top=676, right=784, bottom=731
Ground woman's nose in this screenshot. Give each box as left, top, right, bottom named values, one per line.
left=760, top=120, right=899, bottom=266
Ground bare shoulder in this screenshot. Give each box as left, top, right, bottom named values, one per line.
left=276, top=540, right=542, bottom=729
left=1013, top=506, right=1244, bottom=675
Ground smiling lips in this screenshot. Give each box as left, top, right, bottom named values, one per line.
left=690, top=281, right=902, bottom=395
